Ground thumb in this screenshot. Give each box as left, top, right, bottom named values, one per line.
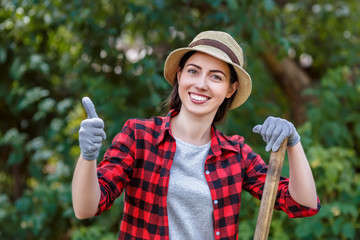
left=252, top=125, right=262, bottom=134
left=82, top=97, right=99, bottom=119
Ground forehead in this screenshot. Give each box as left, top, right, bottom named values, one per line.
left=185, top=52, right=230, bottom=73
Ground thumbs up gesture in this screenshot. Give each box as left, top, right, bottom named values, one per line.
left=79, top=97, right=106, bottom=161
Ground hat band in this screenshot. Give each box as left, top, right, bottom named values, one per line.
left=189, top=39, right=240, bottom=66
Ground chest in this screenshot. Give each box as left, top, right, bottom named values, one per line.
left=129, top=140, right=245, bottom=198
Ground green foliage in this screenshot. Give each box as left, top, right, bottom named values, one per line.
left=0, top=0, right=359, bottom=239
left=294, top=67, right=360, bottom=239
left=293, top=145, right=359, bottom=239
left=305, top=66, right=360, bottom=150
left=71, top=226, right=118, bottom=240
left=281, top=1, right=360, bottom=73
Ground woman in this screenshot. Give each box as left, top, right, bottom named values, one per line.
left=72, top=31, right=320, bottom=240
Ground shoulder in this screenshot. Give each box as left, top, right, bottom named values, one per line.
left=119, top=115, right=166, bottom=140
left=124, top=115, right=165, bottom=131
left=215, top=128, right=245, bottom=147
left=111, top=116, right=164, bottom=143
left=215, top=129, right=258, bottom=160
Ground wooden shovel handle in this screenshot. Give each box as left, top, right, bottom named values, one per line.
left=253, top=138, right=288, bottom=240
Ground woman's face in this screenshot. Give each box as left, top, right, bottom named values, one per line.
left=176, top=52, right=238, bottom=120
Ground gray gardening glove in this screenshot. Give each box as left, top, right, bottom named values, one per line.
left=79, top=97, right=106, bottom=160
left=252, top=116, right=300, bottom=152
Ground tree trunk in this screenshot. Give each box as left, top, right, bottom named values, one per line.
left=12, top=163, right=25, bottom=200
left=261, top=52, right=312, bottom=125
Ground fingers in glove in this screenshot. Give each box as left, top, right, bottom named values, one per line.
left=252, top=125, right=261, bottom=134
left=90, top=119, right=105, bottom=132
left=82, top=97, right=99, bottom=119
left=264, top=121, right=277, bottom=144
left=271, top=128, right=289, bottom=152
left=265, top=126, right=282, bottom=152
left=80, top=118, right=106, bottom=140
left=260, top=117, right=276, bottom=143
left=87, top=142, right=102, bottom=152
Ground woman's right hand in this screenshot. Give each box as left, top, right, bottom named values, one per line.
left=79, top=97, right=106, bottom=161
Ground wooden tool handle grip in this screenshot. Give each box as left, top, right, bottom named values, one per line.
left=253, top=138, right=288, bottom=240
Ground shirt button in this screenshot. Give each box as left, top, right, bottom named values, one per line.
left=214, top=200, right=218, bottom=205
left=205, top=170, right=210, bottom=175
left=216, top=231, right=220, bottom=236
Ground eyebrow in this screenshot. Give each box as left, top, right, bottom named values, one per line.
left=185, top=63, right=227, bottom=77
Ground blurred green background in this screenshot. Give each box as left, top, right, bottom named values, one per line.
left=0, top=0, right=359, bottom=239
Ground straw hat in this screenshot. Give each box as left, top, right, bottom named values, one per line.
left=163, top=30, right=252, bottom=109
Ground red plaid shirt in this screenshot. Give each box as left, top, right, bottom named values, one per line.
left=96, top=110, right=320, bottom=239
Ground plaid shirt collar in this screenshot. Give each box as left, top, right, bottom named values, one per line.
left=156, top=109, right=240, bottom=156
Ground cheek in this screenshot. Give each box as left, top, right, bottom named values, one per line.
left=177, top=79, right=189, bottom=98
left=215, top=83, right=231, bottom=97
left=178, top=76, right=192, bottom=90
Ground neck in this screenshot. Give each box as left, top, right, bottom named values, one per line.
left=170, top=109, right=214, bottom=145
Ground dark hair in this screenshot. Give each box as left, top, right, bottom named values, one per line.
left=164, top=50, right=238, bottom=123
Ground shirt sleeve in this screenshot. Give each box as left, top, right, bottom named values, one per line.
left=95, top=119, right=136, bottom=215
left=241, top=142, right=321, bottom=218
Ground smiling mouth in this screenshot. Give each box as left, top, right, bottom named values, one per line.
left=189, top=93, right=209, bottom=102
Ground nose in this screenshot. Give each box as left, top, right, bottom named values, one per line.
left=194, top=74, right=208, bottom=90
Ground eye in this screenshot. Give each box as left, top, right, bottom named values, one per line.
left=211, top=74, right=222, bottom=81
left=188, top=69, right=198, bottom=75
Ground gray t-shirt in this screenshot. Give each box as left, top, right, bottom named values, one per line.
left=167, top=137, right=215, bottom=240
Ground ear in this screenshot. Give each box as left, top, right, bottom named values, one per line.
left=226, top=81, right=239, bottom=98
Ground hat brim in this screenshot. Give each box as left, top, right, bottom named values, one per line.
left=164, top=46, right=252, bottom=110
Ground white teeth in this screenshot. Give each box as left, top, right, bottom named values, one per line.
left=190, top=94, right=208, bottom=101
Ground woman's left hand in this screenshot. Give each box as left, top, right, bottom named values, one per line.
left=252, top=116, right=300, bottom=152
